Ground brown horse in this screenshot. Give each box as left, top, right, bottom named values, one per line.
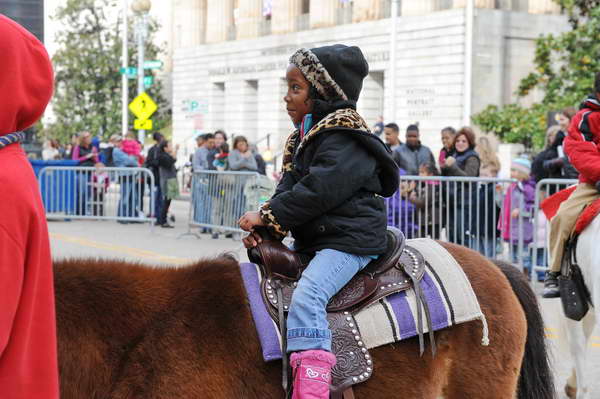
left=54, top=243, right=554, bottom=399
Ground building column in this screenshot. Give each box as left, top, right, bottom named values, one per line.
left=271, top=0, right=302, bottom=34
left=172, top=0, right=206, bottom=49
left=206, top=0, right=234, bottom=43
left=236, top=0, right=263, bottom=39
left=528, top=0, right=561, bottom=14
left=453, top=0, right=495, bottom=8
left=401, top=0, right=436, bottom=16
left=310, top=0, right=337, bottom=28
left=352, top=0, right=384, bottom=22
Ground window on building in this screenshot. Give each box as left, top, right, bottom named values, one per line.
left=244, top=80, right=259, bottom=142
left=302, top=0, right=310, bottom=14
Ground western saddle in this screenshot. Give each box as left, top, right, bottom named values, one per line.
left=248, top=227, right=436, bottom=399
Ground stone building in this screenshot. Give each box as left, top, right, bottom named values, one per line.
left=172, top=0, right=567, bottom=156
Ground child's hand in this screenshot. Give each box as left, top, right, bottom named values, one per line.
left=409, top=191, right=417, bottom=202
left=242, top=231, right=263, bottom=248
left=511, top=209, right=520, bottom=218
left=238, top=211, right=264, bottom=232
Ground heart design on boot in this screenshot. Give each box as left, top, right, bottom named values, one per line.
left=305, top=367, right=320, bottom=379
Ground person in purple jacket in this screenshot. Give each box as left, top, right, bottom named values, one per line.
left=387, top=168, right=419, bottom=238
left=498, top=158, right=535, bottom=275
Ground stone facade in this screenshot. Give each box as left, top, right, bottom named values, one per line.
left=172, top=4, right=567, bottom=158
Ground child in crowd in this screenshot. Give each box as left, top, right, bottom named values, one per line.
left=388, top=169, right=418, bottom=238
left=532, top=192, right=549, bottom=281
left=122, top=131, right=143, bottom=165
left=91, top=162, right=110, bottom=216
left=408, top=163, right=441, bottom=239
left=213, top=143, right=229, bottom=171
left=499, top=158, right=535, bottom=275
left=438, top=126, right=456, bottom=165
left=237, top=44, right=399, bottom=399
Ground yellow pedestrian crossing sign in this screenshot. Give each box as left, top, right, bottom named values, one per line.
left=129, top=92, right=157, bottom=121
left=134, top=119, right=153, bottom=130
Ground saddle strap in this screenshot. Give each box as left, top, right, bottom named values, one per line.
left=410, top=272, right=436, bottom=357
left=275, top=285, right=291, bottom=397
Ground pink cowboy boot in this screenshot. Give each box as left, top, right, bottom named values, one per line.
left=290, top=350, right=337, bottom=399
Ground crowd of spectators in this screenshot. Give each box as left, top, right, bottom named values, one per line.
left=380, top=109, right=578, bottom=277
left=190, top=130, right=268, bottom=238
left=36, top=128, right=271, bottom=234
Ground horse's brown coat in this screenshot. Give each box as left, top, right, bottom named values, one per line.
left=55, top=243, right=527, bottom=399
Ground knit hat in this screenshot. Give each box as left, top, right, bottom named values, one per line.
left=511, top=158, right=531, bottom=175
left=289, top=44, right=369, bottom=103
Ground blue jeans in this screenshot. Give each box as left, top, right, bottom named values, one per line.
left=154, top=185, right=163, bottom=219
left=511, top=244, right=532, bottom=272
left=75, top=172, right=91, bottom=216
left=473, top=237, right=497, bottom=258
left=193, top=182, right=211, bottom=224
left=286, top=249, right=372, bottom=353
left=118, top=175, right=138, bottom=218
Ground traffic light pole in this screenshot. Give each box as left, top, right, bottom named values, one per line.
left=135, top=12, right=148, bottom=146
left=121, top=0, right=128, bottom=137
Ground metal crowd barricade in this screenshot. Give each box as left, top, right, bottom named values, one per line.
left=389, top=175, right=543, bottom=269
left=37, top=166, right=155, bottom=224
left=531, top=178, right=578, bottom=279
left=183, top=170, right=276, bottom=237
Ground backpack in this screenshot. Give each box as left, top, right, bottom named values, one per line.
left=103, top=147, right=115, bottom=167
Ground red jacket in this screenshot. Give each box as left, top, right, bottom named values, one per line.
left=0, top=15, right=59, bottom=398
left=564, top=95, right=600, bottom=184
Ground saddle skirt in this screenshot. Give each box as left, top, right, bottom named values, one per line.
left=240, top=238, right=489, bottom=394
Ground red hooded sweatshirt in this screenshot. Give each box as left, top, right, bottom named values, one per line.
left=564, top=95, right=600, bottom=185
left=0, top=15, right=59, bottom=398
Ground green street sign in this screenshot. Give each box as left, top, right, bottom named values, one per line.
left=119, top=67, right=137, bottom=78
left=144, top=60, right=163, bottom=70
left=144, top=76, right=154, bottom=88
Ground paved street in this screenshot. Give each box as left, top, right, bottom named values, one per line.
left=48, top=200, right=600, bottom=398
left=49, top=199, right=249, bottom=266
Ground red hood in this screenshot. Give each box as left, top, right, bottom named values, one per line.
left=582, top=95, right=600, bottom=111
left=0, top=14, right=53, bottom=136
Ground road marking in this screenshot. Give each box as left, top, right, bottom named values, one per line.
left=50, top=233, right=190, bottom=265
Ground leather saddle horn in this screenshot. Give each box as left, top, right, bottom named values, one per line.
left=247, top=227, right=305, bottom=280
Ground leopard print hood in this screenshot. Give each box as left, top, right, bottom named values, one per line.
left=289, top=45, right=368, bottom=104
left=281, top=108, right=399, bottom=198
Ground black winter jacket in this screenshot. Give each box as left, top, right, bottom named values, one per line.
left=260, top=109, right=399, bottom=255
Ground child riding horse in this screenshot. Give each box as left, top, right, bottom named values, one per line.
left=545, top=72, right=600, bottom=298
left=238, top=44, right=399, bottom=398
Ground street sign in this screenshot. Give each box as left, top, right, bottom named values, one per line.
left=129, top=92, right=157, bottom=121
left=144, top=60, right=163, bottom=70
left=144, top=76, right=154, bottom=88
left=119, top=67, right=137, bottom=77
left=134, top=119, right=153, bottom=130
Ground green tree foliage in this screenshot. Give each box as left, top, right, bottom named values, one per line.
left=49, top=0, right=170, bottom=143
left=472, top=1, right=599, bottom=150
